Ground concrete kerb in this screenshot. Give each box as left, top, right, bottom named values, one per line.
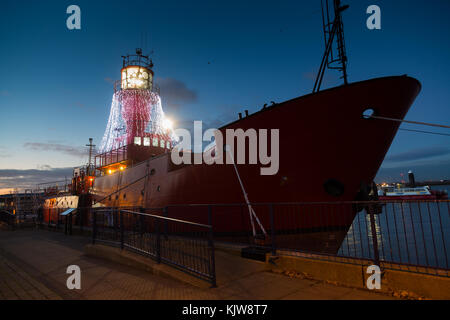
left=265, top=253, right=450, bottom=300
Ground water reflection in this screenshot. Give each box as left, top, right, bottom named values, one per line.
left=339, top=202, right=450, bottom=269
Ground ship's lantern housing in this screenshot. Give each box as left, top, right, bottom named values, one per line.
left=121, top=66, right=153, bottom=90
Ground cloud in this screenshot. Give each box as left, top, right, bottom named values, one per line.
left=157, top=77, right=197, bottom=112
left=0, top=167, right=74, bottom=192
left=37, top=164, right=52, bottom=171
left=0, top=146, right=12, bottom=158
left=385, top=146, right=450, bottom=162
left=23, top=142, right=88, bottom=157
left=104, top=77, right=115, bottom=84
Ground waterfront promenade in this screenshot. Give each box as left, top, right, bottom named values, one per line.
left=0, top=227, right=396, bottom=300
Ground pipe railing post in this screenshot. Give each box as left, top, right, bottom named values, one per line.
left=92, top=210, right=97, bottom=245
left=120, top=210, right=124, bottom=250
left=163, top=206, right=168, bottom=239
left=156, top=217, right=161, bottom=264
left=368, top=205, right=380, bottom=267
left=69, top=212, right=73, bottom=235
left=207, top=205, right=217, bottom=287
left=270, top=203, right=276, bottom=256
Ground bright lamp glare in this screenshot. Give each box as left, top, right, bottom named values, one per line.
left=163, top=118, right=173, bottom=130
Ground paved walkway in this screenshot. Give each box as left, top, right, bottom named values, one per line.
left=0, top=228, right=396, bottom=300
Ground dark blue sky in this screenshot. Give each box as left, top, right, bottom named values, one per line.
left=1, top=0, right=450, bottom=191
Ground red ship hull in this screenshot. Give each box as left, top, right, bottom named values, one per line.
left=86, top=75, right=421, bottom=253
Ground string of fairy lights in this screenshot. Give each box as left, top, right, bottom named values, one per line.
left=99, top=89, right=176, bottom=153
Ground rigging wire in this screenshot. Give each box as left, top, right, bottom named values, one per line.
left=399, top=128, right=450, bottom=137
left=370, top=115, right=450, bottom=129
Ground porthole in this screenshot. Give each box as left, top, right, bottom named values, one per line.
left=324, top=179, right=345, bottom=197
left=157, top=186, right=161, bottom=192
left=150, top=169, right=156, bottom=176
left=362, top=108, right=375, bottom=119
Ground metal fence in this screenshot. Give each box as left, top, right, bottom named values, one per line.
left=0, top=210, right=15, bottom=228
left=33, top=200, right=450, bottom=279
left=92, top=208, right=216, bottom=286
left=163, top=200, right=450, bottom=277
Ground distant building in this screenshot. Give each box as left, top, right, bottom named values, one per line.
left=0, top=191, right=44, bottom=215
left=408, top=170, right=416, bottom=188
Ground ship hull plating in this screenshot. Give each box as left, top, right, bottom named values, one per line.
left=87, top=76, right=421, bottom=253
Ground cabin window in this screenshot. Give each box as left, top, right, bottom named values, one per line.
left=152, top=137, right=158, bottom=147
left=166, top=141, right=171, bottom=149
left=143, top=137, right=150, bottom=146
left=160, top=140, right=165, bottom=148
left=134, top=137, right=142, bottom=145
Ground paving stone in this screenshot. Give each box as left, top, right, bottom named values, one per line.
left=0, top=229, right=398, bottom=300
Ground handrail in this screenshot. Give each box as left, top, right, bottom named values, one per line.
left=163, top=199, right=450, bottom=208
left=120, top=209, right=212, bottom=229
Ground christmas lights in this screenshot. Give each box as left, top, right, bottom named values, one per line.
left=99, top=89, right=175, bottom=153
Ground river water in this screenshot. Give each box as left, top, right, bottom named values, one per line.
left=339, top=185, right=450, bottom=270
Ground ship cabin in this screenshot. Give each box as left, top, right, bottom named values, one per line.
left=94, top=139, right=172, bottom=177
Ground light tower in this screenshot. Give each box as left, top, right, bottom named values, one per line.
left=97, top=49, right=175, bottom=175
left=120, top=48, right=154, bottom=146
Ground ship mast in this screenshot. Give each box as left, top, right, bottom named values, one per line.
left=313, top=0, right=349, bottom=93
left=86, top=138, right=96, bottom=176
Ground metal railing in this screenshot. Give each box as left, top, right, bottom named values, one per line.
left=95, top=145, right=128, bottom=170
left=0, top=210, right=15, bottom=228
left=34, top=200, right=449, bottom=279
left=164, top=200, right=450, bottom=277
left=91, top=208, right=216, bottom=286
